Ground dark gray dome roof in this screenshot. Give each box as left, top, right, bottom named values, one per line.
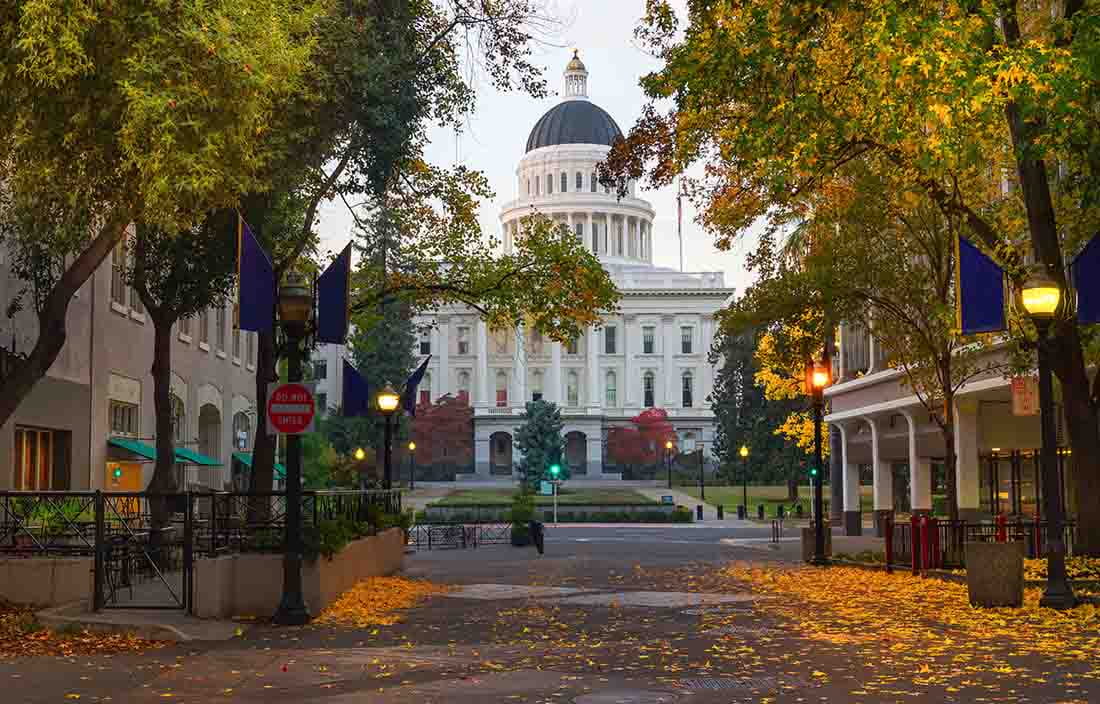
left=526, top=101, right=623, bottom=152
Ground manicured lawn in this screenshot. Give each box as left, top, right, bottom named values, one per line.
left=677, top=485, right=875, bottom=514
left=433, top=488, right=657, bottom=507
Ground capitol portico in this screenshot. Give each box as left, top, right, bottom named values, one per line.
left=413, top=53, right=734, bottom=479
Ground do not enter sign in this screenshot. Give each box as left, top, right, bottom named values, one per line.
left=267, top=382, right=317, bottom=435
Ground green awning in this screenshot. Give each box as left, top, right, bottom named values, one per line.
left=174, top=446, right=222, bottom=467
left=108, top=436, right=158, bottom=461
left=232, top=452, right=286, bottom=480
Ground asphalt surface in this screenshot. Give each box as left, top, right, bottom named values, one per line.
left=3, top=522, right=1096, bottom=703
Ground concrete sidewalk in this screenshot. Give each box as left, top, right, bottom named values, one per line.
left=636, top=487, right=721, bottom=519
left=37, top=602, right=246, bottom=642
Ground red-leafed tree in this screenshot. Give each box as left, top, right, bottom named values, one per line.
left=607, top=408, right=677, bottom=474
left=400, top=394, right=474, bottom=471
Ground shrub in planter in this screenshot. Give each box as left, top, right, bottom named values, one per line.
left=510, top=494, right=535, bottom=547
left=671, top=506, right=693, bottom=523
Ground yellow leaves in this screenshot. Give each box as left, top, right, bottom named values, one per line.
left=313, top=577, right=448, bottom=629
left=0, top=601, right=165, bottom=659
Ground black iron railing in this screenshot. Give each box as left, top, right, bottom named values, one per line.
left=890, top=517, right=1077, bottom=569
left=407, top=522, right=513, bottom=550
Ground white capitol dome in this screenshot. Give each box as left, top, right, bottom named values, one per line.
left=500, top=52, right=724, bottom=291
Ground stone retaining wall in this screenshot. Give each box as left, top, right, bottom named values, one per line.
left=193, top=528, right=406, bottom=619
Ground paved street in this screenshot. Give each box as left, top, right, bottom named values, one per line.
left=4, top=522, right=1099, bottom=703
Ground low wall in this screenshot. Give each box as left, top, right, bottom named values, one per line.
left=425, top=503, right=673, bottom=522
left=0, top=557, right=93, bottom=607
left=193, top=528, right=405, bottom=619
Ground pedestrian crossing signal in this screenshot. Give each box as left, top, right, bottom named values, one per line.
left=549, top=463, right=561, bottom=478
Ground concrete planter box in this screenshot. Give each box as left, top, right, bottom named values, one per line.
left=0, top=557, right=94, bottom=608
left=800, top=527, right=833, bottom=563
left=965, top=541, right=1024, bottom=607
left=193, top=527, right=406, bottom=619
left=425, top=504, right=671, bottom=522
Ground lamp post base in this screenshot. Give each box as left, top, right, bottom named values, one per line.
left=809, top=555, right=831, bottom=567
left=1039, top=581, right=1076, bottom=610
left=273, top=597, right=311, bottom=626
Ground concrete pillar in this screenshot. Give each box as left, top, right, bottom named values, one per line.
left=867, top=416, right=893, bottom=535
left=662, top=314, right=676, bottom=406
left=587, top=212, right=594, bottom=253
left=954, top=399, right=982, bottom=520
left=840, top=424, right=862, bottom=535
left=623, top=315, right=635, bottom=407
left=903, top=411, right=931, bottom=513
left=513, top=326, right=526, bottom=407
left=476, top=319, right=489, bottom=406
left=586, top=325, right=600, bottom=410
left=437, top=315, right=450, bottom=397
left=586, top=433, right=604, bottom=478
left=475, top=434, right=491, bottom=478
left=829, top=424, right=844, bottom=524
left=548, top=341, right=562, bottom=404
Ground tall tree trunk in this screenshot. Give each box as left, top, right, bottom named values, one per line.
left=0, top=211, right=128, bottom=428
left=147, top=317, right=177, bottom=566
left=941, top=402, right=959, bottom=523
left=247, top=328, right=278, bottom=520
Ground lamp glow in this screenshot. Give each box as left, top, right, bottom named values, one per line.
left=811, top=362, right=831, bottom=390
left=739, top=445, right=749, bottom=458
left=354, top=447, right=366, bottom=461
left=664, top=440, right=673, bottom=450
left=1021, top=275, right=1062, bottom=319
left=377, top=384, right=401, bottom=414
left=277, top=273, right=313, bottom=325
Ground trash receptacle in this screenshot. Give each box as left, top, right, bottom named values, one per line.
left=737, top=505, right=746, bottom=520
left=757, top=504, right=765, bottom=520
left=717, top=505, right=725, bottom=520
left=696, top=505, right=704, bottom=521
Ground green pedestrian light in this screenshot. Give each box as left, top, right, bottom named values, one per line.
left=549, top=463, right=561, bottom=478
left=808, top=465, right=819, bottom=479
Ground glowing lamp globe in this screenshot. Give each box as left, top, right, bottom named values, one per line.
left=377, top=384, right=401, bottom=414
left=1021, top=275, right=1062, bottom=320
left=354, top=447, right=366, bottom=461
left=739, top=445, right=749, bottom=458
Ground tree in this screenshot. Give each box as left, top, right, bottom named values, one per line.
left=0, top=0, right=317, bottom=429
left=513, top=400, right=566, bottom=490
left=607, top=409, right=677, bottom=478
left=605, top=0, right=1100, bottom=551
left=407, top=394, right=474, bottom=477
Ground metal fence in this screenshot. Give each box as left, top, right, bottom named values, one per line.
left=407, top=522, right=512, bottom=550
left=0, top=489, right=402, bottom=612
left=888, top=517, right=1077, bottom=569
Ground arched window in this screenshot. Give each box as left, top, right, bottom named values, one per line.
left=576, top=171, right=583, bottom=190
left=682, top=371, right=694, bottom=408
left=547, top=174, right=553, bottom=194
left=232, top=411, right=250, bottom=451
left=643, top=372, right=655, bottom=408
left=457, top=371, right=471, bottom=404
left=560, top=172, right=568, bottom=193
left=605, top=371, right=617, bottom=407
left=531, top=370, right=543, bottom=401
left=171, top=394, right=186, bottom=443
left=495, top=370, right=508, bottom=407
left=567, top=371, right=579, bottom=407
left=590, top=171, right=598, bottom=193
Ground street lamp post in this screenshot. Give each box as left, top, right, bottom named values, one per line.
left=273, top=273, right=313, bottom=626
left=376, top=385, right=401, bottom=490
left=665, top=439, right=674, bottom=489
left=408, top=441, right=417, bottom=490
left=1021, top=274, right=1075, bottom=609
left=809, top=359, right=831, bottom=566
left=698, top=441, right=706, bottom=502
left=739, top=445, right=750, bottom=517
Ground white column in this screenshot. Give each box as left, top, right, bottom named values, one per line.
left=476, top=319, right=489, bottom=406
left=840, top=424, right=860, bottom=512
left=954, top=399, right=981, bottom=517
left=623, top=315, right=635, bottom=407
left=548, top=341, right=562, bottom=404
left=586, top=325, right=600, bottom=410
left=903, top=410, right=931, bottom=512
left=587, top=212, right=593, bottom=253
left=662, top=315, right=676, bottom=406
left=437, top=315, right=450, bottom=397
left=513, top=326, right=526, bottom=407
left=568, top=212, right=574, bottom=238
left=700, top=315, right=714, bottom=401
left=867, top=416, right=893, bottom=511
left=837, top=322, right=848, bottom=382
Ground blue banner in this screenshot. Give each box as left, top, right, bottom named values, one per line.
left=342, top=360, right=371, bottom=418
left=956, top=235, right=1005, bottom=334
left=316, top=243, right=351, bottom=344
left=1072, top=234, right=1100, bottom=324
left=401, top=356, right=431, bottom=417
left=236, top=217, right=275, bottom=333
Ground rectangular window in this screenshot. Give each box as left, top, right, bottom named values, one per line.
left=561, top=172, right=568, bottom=193
left=644, top=375, right=655, bottom=408
left=232, top=328, right=241, bottom=359
left=458, top=389, right=469, bottom=404
left=606, top=384, right=616, bottom=407
left=643, top=326, right=655, bottom=354
left=419, top=389, right=430, bottom=406
left=109, top=400, right=139, bottom=436
left=575, top=222, right=583, bottom=241
left=14, top=427, right=69, bottom=491
left=604, top=326, right=617, bottom=354
left=246, top=332, right=255, bottom=365
left=547, top=174, right=553, bottom=194
left=313, top=360, right=327, bottom=380
left=681, top=326, right=693, bottom=354
left=532, top=391, right=543, bottom=402
left=316, top=392, right=328, bottom=415
left=590, top=172, right=598, bottom=193
left=110, top=243, right=127, bottom=306
left=592, top=223, right=600, bottom=253
left=130, top=286, right=144, bottom=315
left=200, top=310, right=210, bottom=345
left=576, top=172, right=583, bottom=190
left=566, top=337, right=578, bottom=355
left=419, top=331, right=431, bottom=356
left=180, top=316, right=191, bottom=338
left=496, top=389, right=508, bottom=407
left=216, top=306, right=226, bottom=351
left=457, top=326, right=470, bottom=355
left=682, top=375, right=694, bottom=408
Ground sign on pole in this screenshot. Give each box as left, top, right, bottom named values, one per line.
left=1011, top=376, right=1038, bottom=417
left=539, top=481, right=553, bottom=496
left=267, top=382, right=317, bottom=435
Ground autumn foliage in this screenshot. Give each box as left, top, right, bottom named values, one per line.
left=314, top=577, right=448, bottom=629
left=403, top=394, right=474, bottom=468
left=606, top=408, right=677, bottom=469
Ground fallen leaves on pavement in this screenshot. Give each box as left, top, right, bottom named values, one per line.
left=314, top=577, right=447, bottom=629
left=0, top=601, right=165, bottom=659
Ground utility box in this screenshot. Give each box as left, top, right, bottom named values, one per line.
left=965, top=541, right=1024, bottom=607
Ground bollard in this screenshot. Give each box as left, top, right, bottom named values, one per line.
left=696, top=504, right=704, bottom=521
left=717, top=504, right=725, bottom=520
left=737, top=505, right=746, bottom=520
left=929, top=517, right=941, bottom=569
left=795, top=504, right=804, bottom=519
left=911, top=514, right=921, bottom=576
left=777, top=505, right=785, bottom=520
left=884, top=516, right=894, bottom=573
left=996, top=513, right=1007, bottom=543
left=757, top=504, right=765, bottom=520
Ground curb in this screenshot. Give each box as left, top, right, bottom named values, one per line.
left=35, top=602, right=245, bottom=643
